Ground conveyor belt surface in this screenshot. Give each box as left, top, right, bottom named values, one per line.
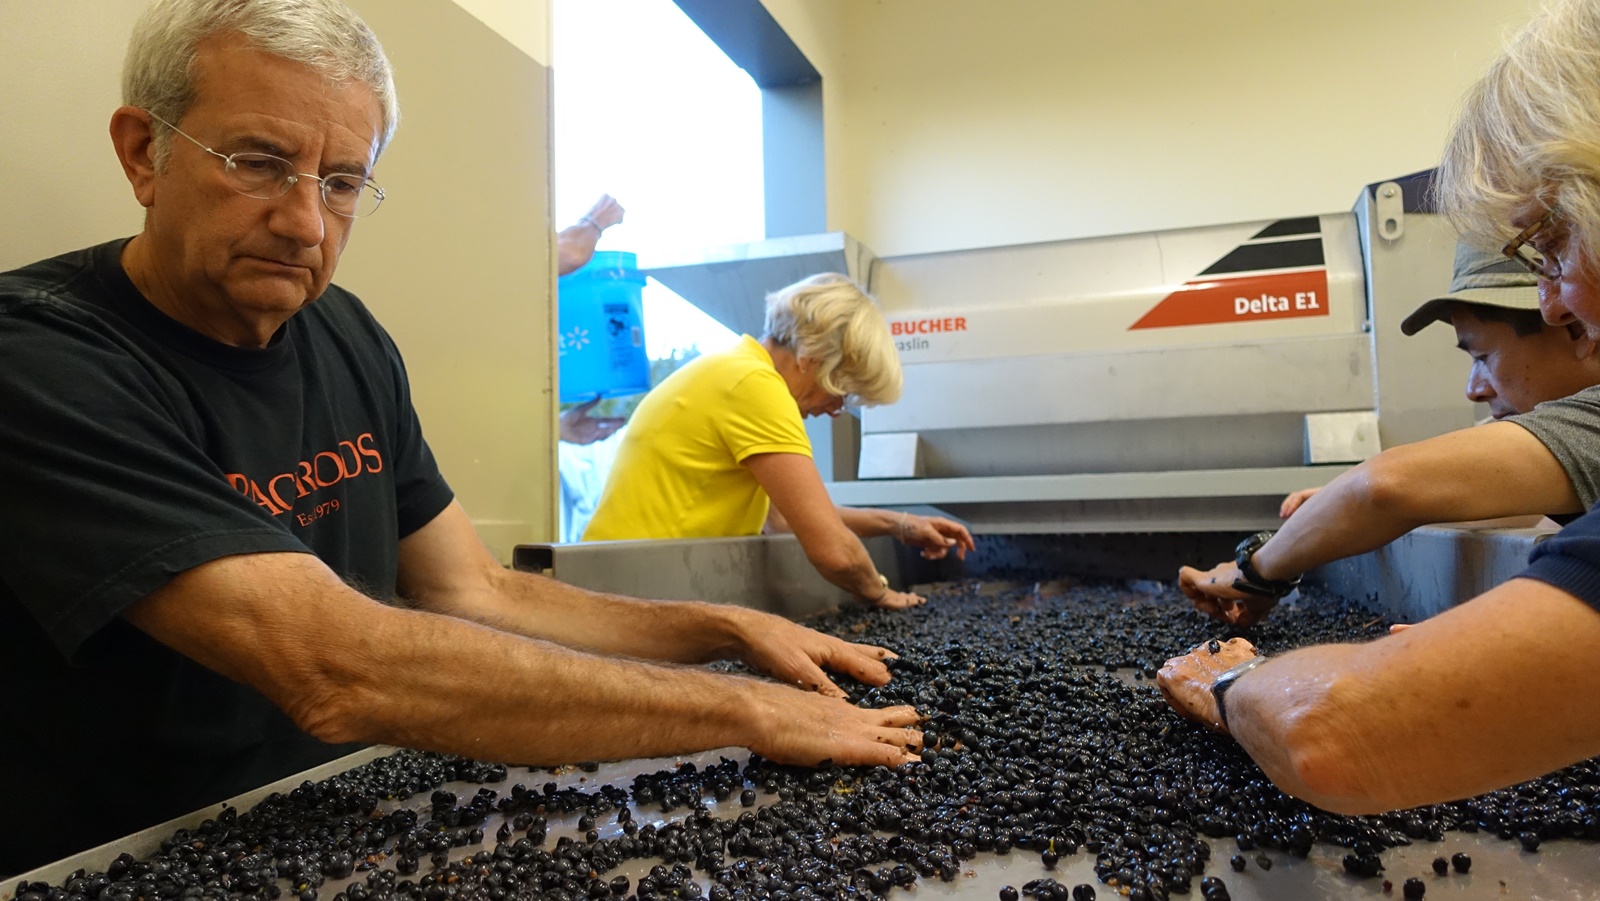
left=8, top=579, right=1599, bottom=901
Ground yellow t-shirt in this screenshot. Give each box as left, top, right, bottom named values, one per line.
left=582, top=335, right=813, bottom=540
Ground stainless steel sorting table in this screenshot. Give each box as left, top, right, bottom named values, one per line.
left=9, top=525, right=1593, bottom=900
left=8, top=742, right=1599, bottom=901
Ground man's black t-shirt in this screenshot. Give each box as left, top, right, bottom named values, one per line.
left=0, top=240, right=455, bottom=876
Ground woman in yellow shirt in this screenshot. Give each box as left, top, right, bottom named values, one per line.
left=583, top=273, right=974, bottom=607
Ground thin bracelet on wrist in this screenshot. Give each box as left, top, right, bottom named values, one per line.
left=578, top=216, right=603, bottom=235
left=1212, top=655, right=1269, bottom=733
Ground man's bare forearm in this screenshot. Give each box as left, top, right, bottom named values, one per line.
left=1253, top=425, right=1579, bottom=582
left=1249, top=468, right=1420, bottom=582
left=394, top=502, right=742, bottom=664
left=324, top=602, right=766, bottom=763
left=1224, top=643, right=1388, bottom=813
left=425, top=568, right=759, bottom=665
left=127, top=554, right=765, bottom=766
left=556, top=225, right=600, bottom=276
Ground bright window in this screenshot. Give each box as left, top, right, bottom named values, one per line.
left=553, top=0, right=763, bottom=540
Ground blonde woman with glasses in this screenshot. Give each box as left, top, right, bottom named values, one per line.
left=585, top=273, right=974, bottom=607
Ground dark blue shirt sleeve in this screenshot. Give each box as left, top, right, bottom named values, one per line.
left=1521, top=507, right=1600, bottom=610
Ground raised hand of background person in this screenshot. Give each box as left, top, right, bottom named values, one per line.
left=580, top=194, right=625, bottom=231
left=557, top=195, right=626, bottom=275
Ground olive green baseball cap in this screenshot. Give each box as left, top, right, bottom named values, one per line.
left=1399, top=239, right=1542, bottom=336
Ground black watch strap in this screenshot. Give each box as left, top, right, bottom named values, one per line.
left=1212, top=655, right=1268, bottom=732
left=1232, top=530, right=1301, bottom=599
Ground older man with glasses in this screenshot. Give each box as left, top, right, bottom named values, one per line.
left=0, top=0, right=921, bottom=876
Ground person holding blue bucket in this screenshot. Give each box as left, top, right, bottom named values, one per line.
left=583, top=273, right=975, bottom=608
left=556, top=242, right=643, bottom=543
left=554, top=193, right=633, bottom=440
left=558, top=194, right=625, bottom=277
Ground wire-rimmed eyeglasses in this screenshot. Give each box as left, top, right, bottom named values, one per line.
left=1503, top=209, right=1562, bottom=281
left=146, top=111, right=385, bottom=219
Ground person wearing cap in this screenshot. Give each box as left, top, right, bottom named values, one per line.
left=1158, top=0, right=1600, bottom=817
left=1179, top=238, right=1600, bottom=626
left=1402, top=239, right=1600, bottom=417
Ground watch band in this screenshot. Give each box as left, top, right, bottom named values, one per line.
left=1212, top=655, right=1269, bottom=732
left=1232, top=530, right=1301, bottom=599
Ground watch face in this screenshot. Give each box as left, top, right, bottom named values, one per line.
left=1236, top=532, right=1265, bottom=561
left=1238, top=530, right=1277, bottom=560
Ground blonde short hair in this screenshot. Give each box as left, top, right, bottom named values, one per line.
left=763, top=273, right=902, bottom=406
left=1438, top=0, right=1600, bottom=261
left=124, top=0, right=399, bottom=170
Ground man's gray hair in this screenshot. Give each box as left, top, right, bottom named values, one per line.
left=124, top=0, right=399, bottom=169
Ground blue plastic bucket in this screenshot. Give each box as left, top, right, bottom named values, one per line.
left=557, top=250, right=651, bottom=403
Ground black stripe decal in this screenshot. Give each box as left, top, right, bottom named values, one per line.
left=1198, top=238, right=1325, bottom=276
left=1251, top=217, right=1321, bottom=239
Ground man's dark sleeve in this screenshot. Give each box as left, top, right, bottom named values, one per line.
left=0, top=302, right=307, bottom=660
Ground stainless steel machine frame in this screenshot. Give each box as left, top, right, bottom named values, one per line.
left=644, top=175, right=1476, bottom=535
left=516, top=519, right=1553, bottom=625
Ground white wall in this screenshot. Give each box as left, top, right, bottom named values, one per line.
left=1, top=4, right=148, bottom=270
left=344, top=0, right=557, bottom=556
left=762, top=0, right=1543, bottom=257
left=451, top=0, right=552, bottom=66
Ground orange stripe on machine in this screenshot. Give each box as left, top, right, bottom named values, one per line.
left=1129, top=269, right=1331, bottom=330
left=890, top=316, right=969, bottom=335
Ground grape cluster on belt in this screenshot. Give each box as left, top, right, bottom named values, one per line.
left=10, top=579, right=1598, bottom=901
